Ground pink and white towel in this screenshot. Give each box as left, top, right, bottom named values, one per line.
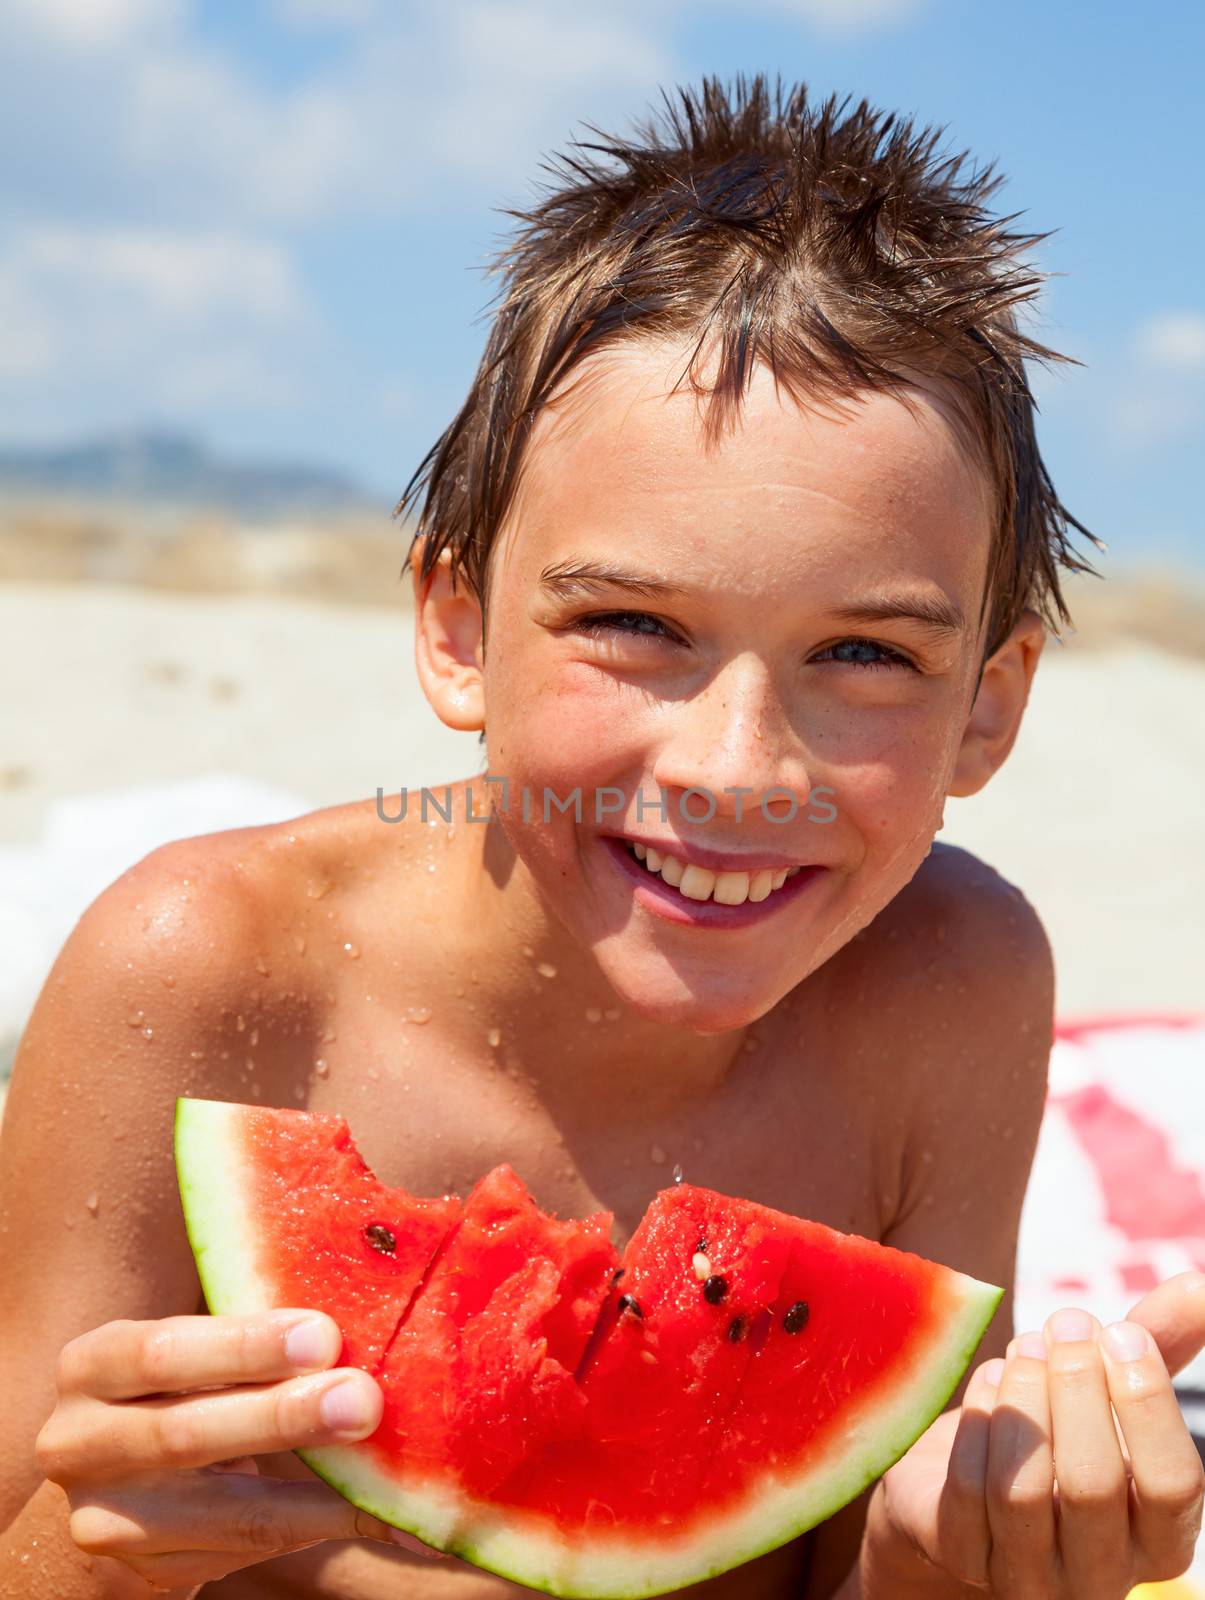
left=1016, top=1014, right=1205, bottom=1390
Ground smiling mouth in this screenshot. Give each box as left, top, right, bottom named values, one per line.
left=621, top=840, right=803, bottom=907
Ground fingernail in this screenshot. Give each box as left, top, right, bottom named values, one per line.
left=982, top=1358, right=1005, bottom=1387
left=390, top=1528, right=445, bottom=1558
left=1015, top=1331, right=1048, bottom=1361
left=1047, top=1308, right=1095, bottom=1343
left=320, top=1377, right=376, bottom=1435
left=1102, top=1320, right=1154, bottom=1363
left=285, top=1315, right=335, bottom=1369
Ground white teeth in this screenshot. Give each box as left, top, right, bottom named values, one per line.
left=624, top=843, right=805, bottom=907
left=712, top=870, right=749, bottom=906
left=679, top=864, right=716, bottom=901
left=659, top=854, right=685, bottom=887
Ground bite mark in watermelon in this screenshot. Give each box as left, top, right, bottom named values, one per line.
left=174, top=1098, right=1001, bottom=1597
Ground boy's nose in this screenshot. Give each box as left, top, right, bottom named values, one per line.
left=650, top=657, right=814, bottom=822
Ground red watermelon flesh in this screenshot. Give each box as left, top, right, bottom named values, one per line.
left=175, top=1099, right=1002, bottom=1598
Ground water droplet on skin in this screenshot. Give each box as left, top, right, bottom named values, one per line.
left=314, top=1057, right=330, bottom=1078
left=255, top=955, right=270, bottom=976
left=536, top=962, right=557, bottom=979
left=307, top=879, right=332, bottom=900
left=650, top=1145, right=667, bottom=1165
left=189, top=1050, right=205, bottom=1061
left=85, top=1194, right=99, bottom=1215
left=322, top=1027, right=337, bottom=1042
left=126, top=1010, right=145, bottom=1028
left=142, top=1026, right=154, bottom=1039
left=249, top=1028, right=259, bottom=1047
left=487, top=1028, right=502, bottom=1048
left=235, top=1014, right=246, bottom=1032
left=294, top=934, right=307, bottom=955
left=407, top=1007, right=433, bottom=1025
left=522, top=946, right=534, bottom=959
left=585, top=1007, right=602, bottom=1023
left=672, top=1163, right=684, bottom=1185
left=343, top=942, right=360, bottom=960
left=161, top=974, right=176, bottom=989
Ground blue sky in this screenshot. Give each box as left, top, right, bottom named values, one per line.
left=3, top=0, right=1203, bottom=572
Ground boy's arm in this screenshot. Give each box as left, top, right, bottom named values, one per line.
left=0, top=841, right=267, bottom=1595
left=803, top=852, right=1056, bottom=1598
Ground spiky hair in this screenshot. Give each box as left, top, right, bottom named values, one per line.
left=398, top=74, right=1103, bottom=659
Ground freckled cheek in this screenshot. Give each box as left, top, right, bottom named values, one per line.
left=827, top=736, right=953, bottom=843
left=482, top=663, right=650, bottom=823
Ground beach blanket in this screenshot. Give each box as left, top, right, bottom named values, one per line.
left=1017, top=1014, right=1205, bottom=1589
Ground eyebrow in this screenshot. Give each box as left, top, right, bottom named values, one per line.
left=538, top=560, right=967, bottom=640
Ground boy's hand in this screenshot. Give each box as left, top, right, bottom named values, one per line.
left=37, top=1310, right=446, bottom=1592
left=863, top=1271, right=1205, bottom=1597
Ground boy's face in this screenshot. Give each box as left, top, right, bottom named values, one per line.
left=421, top=340, right=1040, bottom=1033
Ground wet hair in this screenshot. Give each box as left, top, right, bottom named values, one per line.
left=398, top=73, right=1103, bottom=666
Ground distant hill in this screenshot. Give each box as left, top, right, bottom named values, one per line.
left=0, top=430, right=379, bottom=517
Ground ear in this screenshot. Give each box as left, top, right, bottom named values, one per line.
left=411, top=541, right=486, bottom=733
left=948, top=607, right=1046, bottom=798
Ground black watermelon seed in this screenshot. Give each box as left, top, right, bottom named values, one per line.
left=612, top=1268, right=625, bottom=1284
left=365, top=1223, right=396, bottom=1254
left=695, top=1237, right=709, bottom=1254
left=617, top=1294, right=644, bottom=1319
left=783, top=1300, right=810, bottom=1334
left=727, top=1316, right=746, bottom=1343
left=702, top=1275, right=729, bottom=1305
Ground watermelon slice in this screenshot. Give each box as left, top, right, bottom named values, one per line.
left=175, top=1098, right=1001, bottom=1597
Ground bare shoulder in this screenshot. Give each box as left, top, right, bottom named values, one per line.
left=856, top=841, right=1054, bottom=1359
left=832, top=838, right=1055, bottom=1051
left=0, top=797, right=398, bottom=1339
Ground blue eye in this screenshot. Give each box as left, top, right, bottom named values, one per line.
left=576, top=611, right=676, bottom=640
left=814, top=638, right=917, bottom=672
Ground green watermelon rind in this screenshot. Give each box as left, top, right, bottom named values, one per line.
left=174, top=1097, right=1001, bottom=1598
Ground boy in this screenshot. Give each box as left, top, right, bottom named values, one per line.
left=4, top=76, right=1204, bottom=1600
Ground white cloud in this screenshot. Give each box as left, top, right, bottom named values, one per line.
left=7, top=0, right=178, bottom=46
left=739, top=0, right=928, bottom=27
left=1135, top=312, right=1205, bottom=372
left=2, top=1, right=673, bottom=228
left=0, top=225, right=313, bottom=417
